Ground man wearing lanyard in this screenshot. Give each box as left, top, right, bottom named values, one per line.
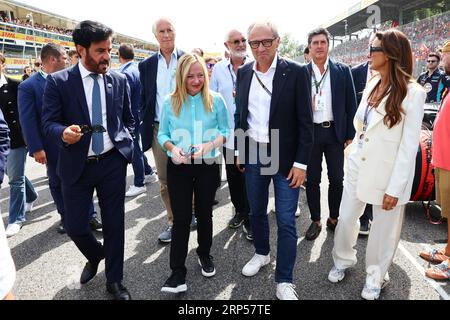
left=210, top=29, right=253, bottom=241
left=304, top=28, right=357, bottom=241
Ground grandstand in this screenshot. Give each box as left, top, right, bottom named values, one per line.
left=0, top=0, right=158, bottom=76
left=325, top=0, right=449, bottom=76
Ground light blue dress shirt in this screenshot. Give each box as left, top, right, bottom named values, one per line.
left=158, top=91, right=230, bottom=159
left=155, top=50, right=178, bottom=122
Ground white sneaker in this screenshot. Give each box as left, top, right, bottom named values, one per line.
left=295, top=207, right=301, bottom=217
left=242, top=254, right=270, bottom=277
left=328, top=266, right=346, bottom=283
left=361, top=272, right=390, bottom=300
left=144, top=173, right=157, bottom=184
left=5, top=223, right=22, bottom=238
left=125, top=185, right=147, bottom=197
left=25, top=202, right=34, bottom=213
left=276, top=283, right=299, bottom=300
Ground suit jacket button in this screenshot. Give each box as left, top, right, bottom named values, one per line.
left=362, top=157, right=366, bottom=161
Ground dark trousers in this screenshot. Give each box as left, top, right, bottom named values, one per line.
left=244, top=144, right=299, bottom=283
left=48, top=161, right=97, bottom=220
left=131, top=124, right=154, bottom=187
left=167, top=159, right=219, bottom=275
left=62, top=149, right=127, bottom=283
left=47, top=161, right=65, bottom=218
left=360, top=204, right=373, bottom=223
left=223, top=147, right=250, bottom=220
left=306, top=125, right=344, bottom=222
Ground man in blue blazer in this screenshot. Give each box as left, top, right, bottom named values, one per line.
left=42, top=21, right=134, bottom=300
left=304, top=28, right=358, bottom=241
left=18, top=43, right=102, bottom=234
left=139, top=17, right=185, bottom=243
left=235, top=22, right=314, bottom=300
left=119, top=44, right=155, bottom=197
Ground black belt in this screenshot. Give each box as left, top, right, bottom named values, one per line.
left=314, top=121, right=334, bottom=128
left=86, top=148, right=116, bottom=164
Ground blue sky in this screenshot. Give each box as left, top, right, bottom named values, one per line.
left=18, top=0, right=358, bottom=52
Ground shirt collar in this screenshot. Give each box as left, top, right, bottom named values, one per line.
left=158, top=49, right=178, bottom=61
left=253, top=54, right=278, bottom=73
left=0, top=74, right=7, bottom=87
left=120, top=61, right=133, bottom=71
left=39, top=70, right=48, bottom=79
left=78, top=62, right=104, bottom=80
left=312, top=56, right=330, bottom=74
left=226, top=55, right=249, bottom=68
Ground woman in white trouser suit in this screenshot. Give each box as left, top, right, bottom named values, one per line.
left=328, top=29, right=426, bottom=300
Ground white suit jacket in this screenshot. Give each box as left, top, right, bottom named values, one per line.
left=348, top=75, right=426, bottom=206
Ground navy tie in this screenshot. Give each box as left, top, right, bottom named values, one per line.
left=90, top=74, right=104, bottom=155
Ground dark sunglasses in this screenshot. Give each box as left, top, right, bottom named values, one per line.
left=231, top=38, right=247, bottom=46
left=427, top=60, right=438, bottom=63
left=369, top=46, right=384, bottom=54
left=34, top=62, right=41, bottom=67
left=206, top=63, right=216, bottom=70
left=248, top=38, right=277, bottom=50
left=80, top=125, right=106, bottom=134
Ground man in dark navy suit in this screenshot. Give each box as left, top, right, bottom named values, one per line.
left=139, top=17, right=185, bottom=243
left=235, top=21, right=313, bottom=300
left=304, top=28, right=357, bottom=241
left=19, top=43, right=102, bottom=235
left=42, top=21, right=134, bottom=300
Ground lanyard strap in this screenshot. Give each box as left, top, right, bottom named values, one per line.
left=228, top=64, right=236, bottom=91
left=254, top=72, right=272, bottom=97
left=363, top=104, right=374, bottom=129
left=312, top=67, right=329, bottom=94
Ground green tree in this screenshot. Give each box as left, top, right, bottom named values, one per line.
left=279, top=33, right=305, bottom=60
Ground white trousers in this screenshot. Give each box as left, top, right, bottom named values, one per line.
left=332, top=153, right=405, bottom=287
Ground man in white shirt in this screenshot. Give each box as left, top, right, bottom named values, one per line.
left=210, top=29, right=252, bottom=240
left=235, top=21, right=313, bottom=300
left=304, top=28, right=357, bottom=241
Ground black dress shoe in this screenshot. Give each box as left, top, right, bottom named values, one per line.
left=326, top=218, right=338, bottom=231
left=57, top=222, right=66, bottom=234
left=80, top=261, right=99, bottom=284
left=106, top=282, right=132, bottom=300
left=89, top=217, right=103, bottom=231
left=305, top=222, right=322, bottom=241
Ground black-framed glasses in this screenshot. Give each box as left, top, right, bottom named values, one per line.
left=248, top=38, right=277, bottom=50
left=427, top=60, right=438, bottom=63
left=369, top=46, right=383, bottom=55
left=80, top=125, right=106, bottom=134
left=231, top=38, right=246, bottom=46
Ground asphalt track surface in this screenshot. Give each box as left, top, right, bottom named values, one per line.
left=2, top=153, right=449, bottom=300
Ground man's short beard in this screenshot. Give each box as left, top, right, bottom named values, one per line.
left=231, top=50, right=247, bottom=59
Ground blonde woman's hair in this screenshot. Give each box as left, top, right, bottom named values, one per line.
left=171, top=53, right=213, bottom=116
